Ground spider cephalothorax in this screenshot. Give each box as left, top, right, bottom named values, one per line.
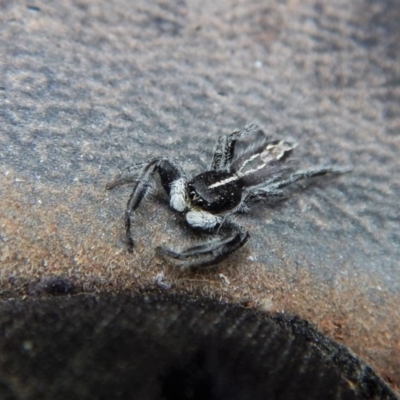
left=106, top=124, right=348, bottom=268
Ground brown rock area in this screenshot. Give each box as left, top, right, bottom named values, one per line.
left=0, top=0, right=399, bottom=395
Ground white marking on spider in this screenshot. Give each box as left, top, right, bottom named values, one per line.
left=209, top=141, right=295, bottom=190
left=209, top=156, right=272, bottom=189
left=186, top=210, right=222, bottom=230
left=238, top=153, right=260, bottom=171
left=208, top=174, right=241, bottom=189
left=264, top=141, right=294, bottom=161
left=170, top=178, right=187, bottom=212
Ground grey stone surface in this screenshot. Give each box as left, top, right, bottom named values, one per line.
left=0, top=0, right=399, bottom=390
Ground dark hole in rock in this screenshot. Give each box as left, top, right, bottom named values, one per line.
left=0, top=292, right=398, bottom=400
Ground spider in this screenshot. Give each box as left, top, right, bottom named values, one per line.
left=106, top=124, right=348, bottom=268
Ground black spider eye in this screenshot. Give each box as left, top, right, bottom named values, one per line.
left=189, top=190, right=204, bottom=205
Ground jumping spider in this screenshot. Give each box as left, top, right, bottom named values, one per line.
left=106, top=124, right=348, bottom=268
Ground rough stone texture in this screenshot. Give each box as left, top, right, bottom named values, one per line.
left=0, top=0, right=399, bottom=393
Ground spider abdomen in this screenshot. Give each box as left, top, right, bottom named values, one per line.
left=188, top=171, right=243, bottom=213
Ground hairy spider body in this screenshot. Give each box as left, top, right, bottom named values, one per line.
left=189, top=171, right=244, bottom=213
left=106, top=124, right=348, bottom=268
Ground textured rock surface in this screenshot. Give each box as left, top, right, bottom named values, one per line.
left=0, top=0, right=399, bottom=392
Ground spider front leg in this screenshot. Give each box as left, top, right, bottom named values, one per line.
left=106, top=157, right=187, bottom=251
left=157, top=211, right=250, bottom=268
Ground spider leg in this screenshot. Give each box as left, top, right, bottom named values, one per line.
left=109, top=157, right=187, bottom=251
left=105, top=159, right=159, bottom=190
left=210, top=124, right=260, bottom=171
left=236, top=165, right=349, bottom=212
left=267, top=165, right=351, bottom=191
left=124, top=159, right=160, bottom=250
left=210, top=135, right=225, bottom=171
left=238, top=188, right=285, bottom=212
left=156, top=221, right=249, bottom=268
